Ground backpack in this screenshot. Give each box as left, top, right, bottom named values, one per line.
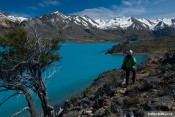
left=121, top=56, right=134, bottom=70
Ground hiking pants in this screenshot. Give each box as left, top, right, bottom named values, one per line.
left=125, top=68, right=136, bottom=86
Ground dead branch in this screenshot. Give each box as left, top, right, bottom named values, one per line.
left=56, top=108, right=64, bottom=116
left=44, top=66, right=61, bottom=81
left=11, top=107, right=29, bottom=117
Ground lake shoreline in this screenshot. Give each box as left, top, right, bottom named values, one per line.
left=108, top=52, right=164, bottom=61
left=61, top=39, right=175, bottom=116
left=62, top=49, right=175, bottom=116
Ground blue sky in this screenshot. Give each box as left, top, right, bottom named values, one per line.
left=0, top=0, right=175, bottom=19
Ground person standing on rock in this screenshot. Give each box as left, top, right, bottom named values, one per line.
left=121, top=50, right=136, bottom=87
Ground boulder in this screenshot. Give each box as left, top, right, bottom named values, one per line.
left=144, top=77, right=162, bottom=88
left=136, top=77, right=162, bottom=92
left=80, top=98, right=92, bottom=108
left=163, top=84, right=175, bottom=98
left=144, top=96, right=174, bottom=111
left=63, top=111, right=79, bottom=117
left=93, top=108, right=105, bottom=117
left=93, top=96, right=111, bottom=109
left=161, top=50, right=175, bottom=65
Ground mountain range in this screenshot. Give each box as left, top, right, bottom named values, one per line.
left=1, top=11, right=175, bottom=42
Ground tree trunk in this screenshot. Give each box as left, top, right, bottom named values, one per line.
left=37, top=89, right=54, bottom=117
left=35, top=66, right=54, bottom=117
left=20, top=86, right=37, bottom=117
left=35, top=67, right=54, bottom=117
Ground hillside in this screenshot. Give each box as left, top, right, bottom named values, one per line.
left=107, top=37, right=175, bottom=54
left=20, top=13, right=175, bottom=42
left=1, top=11, right=175, bottom=42
left=62, top=49, right=175, bottom=117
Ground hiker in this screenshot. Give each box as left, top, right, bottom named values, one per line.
left=121, top=50, right=136, bottom=87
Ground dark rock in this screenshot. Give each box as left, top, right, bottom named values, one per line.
left=144, top=96, right=174, bottom=111
left=134, top=109, right=145, bottom=117
left=94, top=84, right=115, bottom=98
left=80, top=98, right=92, bottom=108
left=110, top=102, right=122, bottom=113
left=104, top=107, right=112, bottom=116
left=153, top=27, right=175, bottom=37
left=161, top=64, right=172, bottom=71
left=163, top=84, right=175, bottom=98
left=63, top=100, right=74, bottom=113
left=164, top=70, right=175, bottom=80
left=93, top=97, right=109, bottom=109
left=144, top=77, right=162, bottom=88
left=161, top=50, right=175, bottom=65
left=112, top=97, right=123, bottom=107
left=103, top=84, right=115, bottom=97
left=93, top=108, right=105, bottom=117
left=73, top=106, right=81, bottom=111
left=135, top=77, right=162, bottom=92
left=94, top=88, right=105, bottom=98
left=63, top=111, right=79, bottom=117
left=125, top=111, right=134, bottom=117
left=136, top=81, right=152, bottom=92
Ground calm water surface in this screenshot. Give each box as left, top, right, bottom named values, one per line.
left=0, top=42, right=147, bottom=117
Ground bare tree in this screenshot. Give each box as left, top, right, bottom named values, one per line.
left=0, top=60, right=38, bottom=117
left=0, top=29, right=62, bottom=117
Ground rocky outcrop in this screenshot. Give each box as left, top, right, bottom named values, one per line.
left=153, top=27, right=175, bottom=37
left=0, top=18, right=20, bottom=37
left=144, top=96, right=174, bottom=111
left=107, top=38, right=175, bottom=54
left=62, top=50, right=175, bottom=117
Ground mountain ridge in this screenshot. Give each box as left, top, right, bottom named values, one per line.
left=0, top=11, right=175, bottom=42
left=1, top=10, right=175, bottom=30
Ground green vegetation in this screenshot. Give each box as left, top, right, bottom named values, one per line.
left=0, top=28, right=62, bottom=117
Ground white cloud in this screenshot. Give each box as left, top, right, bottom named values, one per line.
left=27, top=6, right=38, bottom=10
left=122, top=1, right=132, bottom=6
left=39, top=0, right=60, bottom=7
left=71, top=0, right=173, bottom=19
left=8, top=12, right=32, bottom=18
left=71, top=0, right=147, bottom=19
left=120, top=7, right=145, bottom=15
left=71, top=7, right=120, bottom=19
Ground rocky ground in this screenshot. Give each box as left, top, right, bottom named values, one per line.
left=61, top=49, right=175, bottom=117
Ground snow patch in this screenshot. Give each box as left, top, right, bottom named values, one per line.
left=95, top=17, right=133, bottom=29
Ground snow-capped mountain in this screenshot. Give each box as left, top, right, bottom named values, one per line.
left=21, top=11, right=119, bottom=41
left=39, top=11, right=99, bottom=29
left=95, top=17, right=175, bottom=30
left=71, top=15, right=99, bottom=28
left=96, top=17, right=134, bottom=29
left=19, top=11, right=175, bottom=40
left=3, top=10, right=171, bottom=32
left=38, top=11, right=175, bottom=31
left=0, top=10, right=175, bottom=41
left=95, top=17, right=154, bottom=31
left=0, top=11, right=27, bottom=22
left=137, top=18, right=158, bottom=30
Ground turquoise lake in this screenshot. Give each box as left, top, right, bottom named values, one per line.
left=0, top=42, right=147, bottom=117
